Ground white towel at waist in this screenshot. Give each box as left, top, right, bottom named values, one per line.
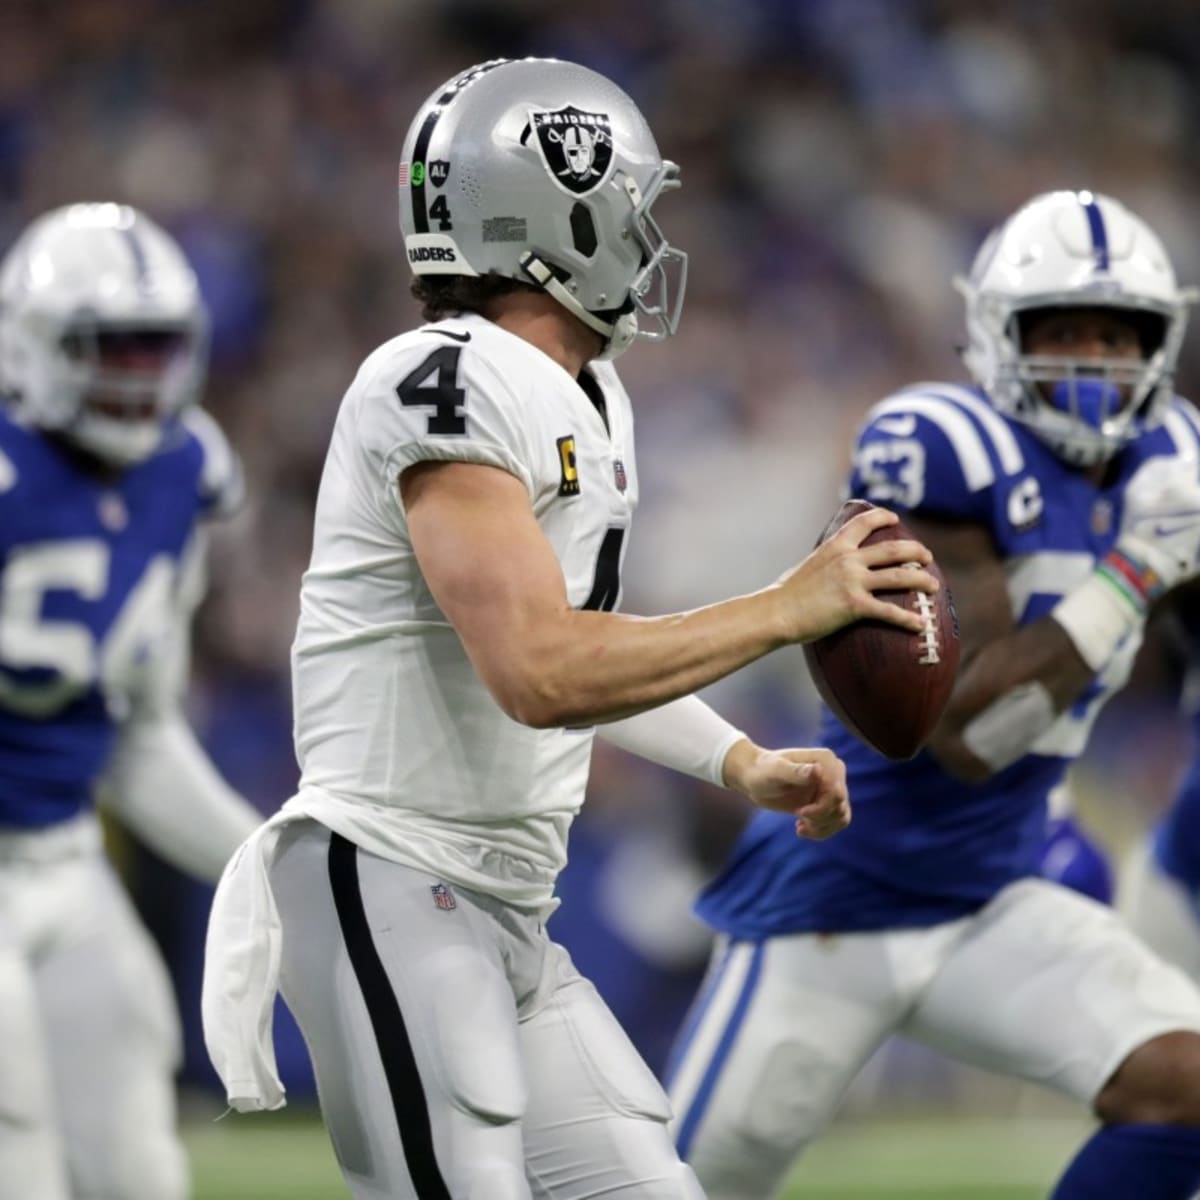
left=201, top=803, right=304, bottom=1112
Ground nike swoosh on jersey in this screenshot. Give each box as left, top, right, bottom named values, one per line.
left=432, top=329, right=471, bottom=343
left=1152, top=515, right=1200, bottom=537
left=874, top=415, right=918, bottom=436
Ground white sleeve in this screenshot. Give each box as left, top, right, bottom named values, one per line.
left=98, top=711, right=261, bottom=884
left=597, top=695, right=746, bottom=787
left=182, top=406, right=246, bottom=519
left=352, top=335, right=535, bottom=502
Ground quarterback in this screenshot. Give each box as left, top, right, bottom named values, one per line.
left=669, top=191, right=1200, bottom=1200
left=0, top=204, right=260, bottom=1200
left=201, top=58, right=939, bottom=1199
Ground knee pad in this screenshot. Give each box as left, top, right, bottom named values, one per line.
left=422, top=948, right=528, bottom=1123
left=439, top=1027, right=527, bottom=1123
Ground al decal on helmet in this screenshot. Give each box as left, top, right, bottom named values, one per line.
left=528, top=107, right=615, bottom=197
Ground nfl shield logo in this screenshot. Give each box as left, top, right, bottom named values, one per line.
left=98, top=491, right=129, bottom=531
left=529, top=106, right=615, bottom=197
left=431, top=883, right=457, bottom=911
left=613, top=459, right=627, bottom=492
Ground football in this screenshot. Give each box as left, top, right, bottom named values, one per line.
left=803, top=499, right=960, bottom=760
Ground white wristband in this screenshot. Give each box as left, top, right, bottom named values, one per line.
left=598, top=695, right=746, bottom=787
left=1050, top=568, right=1144, bottom=673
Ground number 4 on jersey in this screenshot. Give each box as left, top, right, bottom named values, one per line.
left=396, top=346, right=467, bottom=435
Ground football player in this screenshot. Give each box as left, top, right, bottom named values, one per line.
left=0, top=203, right=261, bottom=1200
left=201, top=58, right=940, bottom=1199
left=668, top=191, right=1200, bottom=1200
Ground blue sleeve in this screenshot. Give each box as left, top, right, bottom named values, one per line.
left=849, top=390, right=1002, bottom=523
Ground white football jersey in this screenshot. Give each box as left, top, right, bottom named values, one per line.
left=291, top=313, right=638, bottom=905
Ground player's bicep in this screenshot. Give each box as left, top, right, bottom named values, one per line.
left=401, top=460, right=570, bottom=706
left=903, top=512, right=1034, bottom=777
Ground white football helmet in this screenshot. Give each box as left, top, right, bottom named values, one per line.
left=399, top=58, right=687, bottom=361
left=957, top=190, right=1195, bottom=466
left=0, top=203, right=209, bottom=467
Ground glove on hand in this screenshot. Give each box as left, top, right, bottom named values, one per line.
left=1115, top=455, right=1200, bottom=597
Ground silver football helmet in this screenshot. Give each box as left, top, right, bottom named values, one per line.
left=399, top=58, right=687, bottom=361
left=956, top=190, right=1195, bottom=466
left=0, top=203, right=209, bottom=467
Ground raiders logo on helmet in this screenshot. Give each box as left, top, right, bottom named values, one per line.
left=428, top=160, right=450, bottom=188
left=529, top=106, right=615, bottom=197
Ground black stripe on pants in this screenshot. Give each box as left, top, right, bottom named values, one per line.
left=328, top=833, right=452, bottom=1200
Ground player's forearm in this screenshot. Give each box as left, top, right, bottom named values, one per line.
left=929, top=616, right=1101, bottom=780
left=476, top=587, right=790, bottom=728
left=598, top=695, right=747, bottom=784
left=98, top=713, right=261, bottom=882
left=950, top=614, right=1097, bottom=719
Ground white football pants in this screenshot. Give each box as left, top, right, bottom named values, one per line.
left=269, top=818, right=705, bottom=1200
left=667, top=878, right=1200, bottom=1200
left=0, top=815, right=186, bottom=1200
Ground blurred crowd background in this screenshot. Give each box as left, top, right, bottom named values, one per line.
left=6, top=0, right=1200, bottom=1107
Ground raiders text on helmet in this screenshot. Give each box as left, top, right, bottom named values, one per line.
left=0, top=203, right=209, bottom=467
left=956, top=190, right=1196, bottom=466
left=398, top=58, right=687, bottom=361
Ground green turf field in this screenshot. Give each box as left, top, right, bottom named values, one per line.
left=186, top=1110, right=1090, bottom=1198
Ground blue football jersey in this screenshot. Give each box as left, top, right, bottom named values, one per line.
left=0, top=407, right=241, bottom=829
left=698, top=383, right=1200, bottom=936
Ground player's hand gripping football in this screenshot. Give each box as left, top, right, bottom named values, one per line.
left=774, top=505, right=939, bottom=643
left=723, top=740, right=850, bottom=840
left=1116, top=455, right=1200, bottom=592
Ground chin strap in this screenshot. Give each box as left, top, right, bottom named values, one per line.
left=518, top=253, right=616, bottom=339
left=518, top=253, right=640, bottom=362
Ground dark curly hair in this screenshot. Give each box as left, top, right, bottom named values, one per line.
left=411, top=272, right=541, bottom=322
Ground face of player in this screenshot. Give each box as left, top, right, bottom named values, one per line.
left=51, top=324, right=196, bottom=468
left=1019, top=306, right=1150, bottom=438
left=1021, top=307, right=1144, bottom=366
left=61, top=326, right=191, bottom=422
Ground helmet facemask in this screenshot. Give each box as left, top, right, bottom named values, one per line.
left=623, top=161, right=688, bottom=343
left=55, top=322, right=207, bottom=466
left=987, top=301, right=1180, bottom=466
